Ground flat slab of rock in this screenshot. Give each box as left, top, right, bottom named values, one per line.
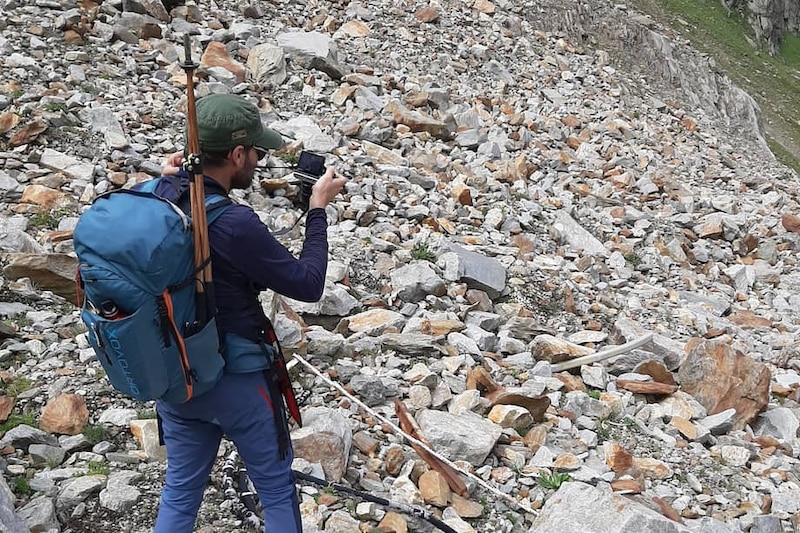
left=532, top=481, right=716, bottom=532
left=678, top=337, right=770, bottom=431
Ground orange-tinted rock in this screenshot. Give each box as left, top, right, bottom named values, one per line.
left=678, top=338, right=770, bottom=431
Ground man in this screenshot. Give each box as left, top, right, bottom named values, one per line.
left=151, top=93, right=346, bottom=532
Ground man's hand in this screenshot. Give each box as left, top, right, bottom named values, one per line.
left=308, top=167, right=347, bottom=210
left=162, top=151, right=184, bottom=176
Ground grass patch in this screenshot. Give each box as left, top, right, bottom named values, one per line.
left=6, top=313, right=32, bottom=329
left=82, top=424, right=108, bottom=445
left=41, top=103, right=67, bottom=113
left=410, top=242, right=436, bottom=261
left=28, top=205, right=76, bottom=230
left=767, top=136, right=800, bottom=175
left=137, top=409, right=157, bottom=419
left=5, top=377, right=32, bottom=397
left=623, top=252, right=642, bottom=267
left=538, top=471, right=571, bottom=490
left=86, top=461, right=109, bottom=476
left=13, top=476, right=31, bottom=496
left=277, top=152, right=299, bottom=166
left=782, top=31, right=800, bottom=62
left=0, top=413, right=37, bottom=433
left=629, top=0, right=800, bottom=170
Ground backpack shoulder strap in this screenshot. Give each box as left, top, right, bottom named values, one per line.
left=136, top=177, right=163, bottom=194
left=205, top=195, right=231, bottom=226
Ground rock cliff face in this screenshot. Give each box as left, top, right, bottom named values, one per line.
left=525, top=0, right=771, bottom=158
left=723, top=0, right=800, bottom=55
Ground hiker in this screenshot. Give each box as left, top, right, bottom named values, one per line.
left=150, top=94, right=346, bottom=533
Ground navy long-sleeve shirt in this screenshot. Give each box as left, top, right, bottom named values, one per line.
left=152, top=174, right=328, bottom=342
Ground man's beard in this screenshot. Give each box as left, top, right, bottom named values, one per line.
left=230, top=168, right=254, bottom=190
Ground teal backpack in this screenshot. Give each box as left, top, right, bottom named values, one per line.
left=73, top=178, right=230, bottom=403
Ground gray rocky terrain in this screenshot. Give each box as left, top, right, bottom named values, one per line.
left=0, top=0, right=799, bottom=532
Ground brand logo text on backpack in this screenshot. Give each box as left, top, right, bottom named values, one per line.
left=105, top=329, right=141, bottom=397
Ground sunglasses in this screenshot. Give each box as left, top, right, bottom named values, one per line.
left=252, top=146, right=267, bottom=161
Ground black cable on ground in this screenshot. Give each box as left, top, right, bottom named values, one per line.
left=293, top=470, right=459, bottom=533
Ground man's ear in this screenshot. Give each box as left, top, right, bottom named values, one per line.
left=230, top=145, right=247, bottom=166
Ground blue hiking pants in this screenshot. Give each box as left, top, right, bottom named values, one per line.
left=154, top=371, right=301, bottom=533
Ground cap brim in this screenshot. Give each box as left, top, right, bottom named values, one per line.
left=254, top=127, right=284, bottom=150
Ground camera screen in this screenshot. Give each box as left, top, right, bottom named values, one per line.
left=298, top=151, right=326, bottom=177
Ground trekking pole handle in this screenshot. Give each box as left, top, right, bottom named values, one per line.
left=181, top=34, right=201, bottom=162
left=180, top=34, right=199, bottom=70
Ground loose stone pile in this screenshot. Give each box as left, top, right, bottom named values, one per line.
left=0, top=0, right=799, bottom=532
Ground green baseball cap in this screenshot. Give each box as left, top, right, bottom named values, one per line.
left=194, top=94, right=283, bottom=153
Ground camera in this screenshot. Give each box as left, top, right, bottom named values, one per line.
left=294, top=151, right=325, bottom=211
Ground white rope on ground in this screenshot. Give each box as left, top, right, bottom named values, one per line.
left=290, top=352, right=540, bottom=517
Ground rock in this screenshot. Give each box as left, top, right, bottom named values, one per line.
left=531, top=334, right=594, bottom=363
left=129, top=419, right=165, bottom=461
left=377, top=511, right=408, bottom=532
left=57, top=475, right=105, bottom=511
left=678, top=338, right=770, bottom=431
left=0, top=395, right=15, bottom=422
left=418, top=469, right=450, bottom=507
left=200, top=41, right=245, bottom=84
left=346, top=308, right=405, bottom=335
left=385, top=100, right=452, bottom=139
left=39, top=393, right=89, bottom=435
left=416, top=409, right=502, bottom=465
left=15, top=495, right=58, bottom=533
left=79, top=106, right=130, bottom=151
left=532, top=481, right=707, bottom=532
left=276, top=31, right=346, bottom=79
left=247, top=43, right=287, bottom=87
left=0, top=473, right=29, bottom=532
left=20, top=184, right=74, bottom=211
left=3, top=253, right=79, bottom=303
left=438, top=242, right=507, bottom=299
left=390, top=262, right=446, bottom=302
left=291, top=407, right=352, bottom=481
left=0, top=0, right=798, bottom=530
left=551, top=211, right=607, bottom=257
left=751, top=407, right=799, bottom=442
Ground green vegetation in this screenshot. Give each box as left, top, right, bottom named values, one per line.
left=624, top=252, right=642, bottom=267
left=410, top=242, right=436, bottom=261
left=5, top=313, right=32, bottom=329
left=587, top=390, right=601, bottom=400
left=480, top=495, right=490, bottom=516
left=13, top=476, right=31, bottom=496
left=0, top=413, right=37, bottom=433
left=538, top=471, right=571, bottom=490
left=41, top=103, right=67, bottom=113
left=86, top=461, right=109, bottom=476
left=629, top=0, right=800, bottom=171
left=82, top=424, right=108, bottom=445
left=28, top=211, right=59, bottom=230
left=137, top=409, right=157, bottom=420
left=767, top=137, right=800, bottom=175
left=277, top=152, right=299, bottom=166
left=28, top=205, right=77, bottom=230
left=4, top=377, right=32, bottom=397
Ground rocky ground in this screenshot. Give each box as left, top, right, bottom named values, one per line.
left=1, top=0, right=800, bottom=532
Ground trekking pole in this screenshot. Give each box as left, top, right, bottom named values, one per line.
left=181, top=34, right=212, bottom=325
